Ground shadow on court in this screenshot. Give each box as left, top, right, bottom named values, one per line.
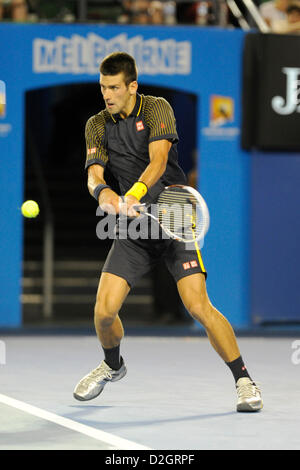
left=67, top=406, right=237, bottom=428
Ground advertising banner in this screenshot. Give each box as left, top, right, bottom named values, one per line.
left=242, top=33, right=300, bottom=150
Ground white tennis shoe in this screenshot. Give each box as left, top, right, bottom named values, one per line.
left=73, top=359, right=127, bottom=401
left=236, top=377, right=263, bottom=412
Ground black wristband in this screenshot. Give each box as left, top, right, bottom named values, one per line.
left=93, top=184, right=111, bottom=202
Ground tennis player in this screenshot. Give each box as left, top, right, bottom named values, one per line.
left=73, top=52, right=263, bottom=412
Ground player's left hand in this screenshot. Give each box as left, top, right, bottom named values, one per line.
left=121, top=195, right=141, bottom=217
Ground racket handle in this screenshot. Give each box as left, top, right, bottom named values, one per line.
left=132, top=203, right=146, bottom=213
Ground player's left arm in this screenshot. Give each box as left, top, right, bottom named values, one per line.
left=124, top=139, right=171, bottom=216
left=139, top=139, right=171, bottom=188
left=124, top=97, right=177, bottom=216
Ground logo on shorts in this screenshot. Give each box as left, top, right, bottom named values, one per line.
left=183, top=260, right=198, bottom=270
left=136, top=120, right=144, bottom=132
left=183, top=262, right=190, bottom=270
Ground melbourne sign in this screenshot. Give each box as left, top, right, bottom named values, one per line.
left=33, top=33, right=191, bottom=76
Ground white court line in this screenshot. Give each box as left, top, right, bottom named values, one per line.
left=0, top=394, right=151, bottom=450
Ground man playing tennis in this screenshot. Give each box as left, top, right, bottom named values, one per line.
left=73, top=52, right=263, bottom=412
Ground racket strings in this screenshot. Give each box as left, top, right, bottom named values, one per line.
left=156, top=189, right=204, bottom=241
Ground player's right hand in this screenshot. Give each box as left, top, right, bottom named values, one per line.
left=98, top=188, right=122, bottom=215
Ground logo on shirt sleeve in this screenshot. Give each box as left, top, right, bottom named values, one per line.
left=136, top=121, right=144, bottom=132
left=87, top=147, right=97, bottom=155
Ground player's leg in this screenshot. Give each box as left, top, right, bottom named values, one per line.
left=73, top=271, right=129, bottom=401
left=177, top=273, right=263, bottom=411
left=94, top=237, right=152, bottom=362
left=94, top=272, right=129, bottom=350
left=94, top=271, right=131, bottom=370
left=177, top=273, right=241, bottom=363
left=74, top=237, right=156, bottom=401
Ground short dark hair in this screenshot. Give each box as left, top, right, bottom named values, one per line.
left=287, top=1, right=300, bottom=13
left=100, top=52, right=138, bottom=86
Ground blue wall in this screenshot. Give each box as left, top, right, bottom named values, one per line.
left=0, top=24, right=249, bottom=327
left=251, top=151, right=300, bottom=324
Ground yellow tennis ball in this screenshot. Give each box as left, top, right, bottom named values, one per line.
left=21, top=200, right=40, bottom=218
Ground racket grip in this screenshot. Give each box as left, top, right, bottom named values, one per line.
left=132, top=203, right=146, bottom=213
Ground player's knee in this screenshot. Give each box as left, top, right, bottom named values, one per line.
left=94, top=308, right=116, bottom=328
left=94, top=299, right=118, bottom=328
left=188, top=301, right=213, bottom=328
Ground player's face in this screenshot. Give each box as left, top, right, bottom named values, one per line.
left=287, top=10, right=300, bottom=23
left=100, top=72, right=137, bottom=117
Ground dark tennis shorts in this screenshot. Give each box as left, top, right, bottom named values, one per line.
left=102, top=236, right=207, bottom=288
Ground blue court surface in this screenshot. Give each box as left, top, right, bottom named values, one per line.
left=0, top=334, right=299, bottom=450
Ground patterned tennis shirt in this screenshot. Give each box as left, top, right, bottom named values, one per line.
left=85, top=93, right=186, bottom=203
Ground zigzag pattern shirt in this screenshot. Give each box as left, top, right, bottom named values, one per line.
left=85, top=93, right=186, bottom=203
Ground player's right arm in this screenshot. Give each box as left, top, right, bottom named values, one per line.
left=87, top=164, right=121, bottom=214
left=85, top=115, right=121, bottom=214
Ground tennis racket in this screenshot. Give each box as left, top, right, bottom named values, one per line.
left=133, top=184, right=210, bottom=243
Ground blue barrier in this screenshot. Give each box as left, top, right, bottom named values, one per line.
left=0, top=24, right=249, bottom=327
